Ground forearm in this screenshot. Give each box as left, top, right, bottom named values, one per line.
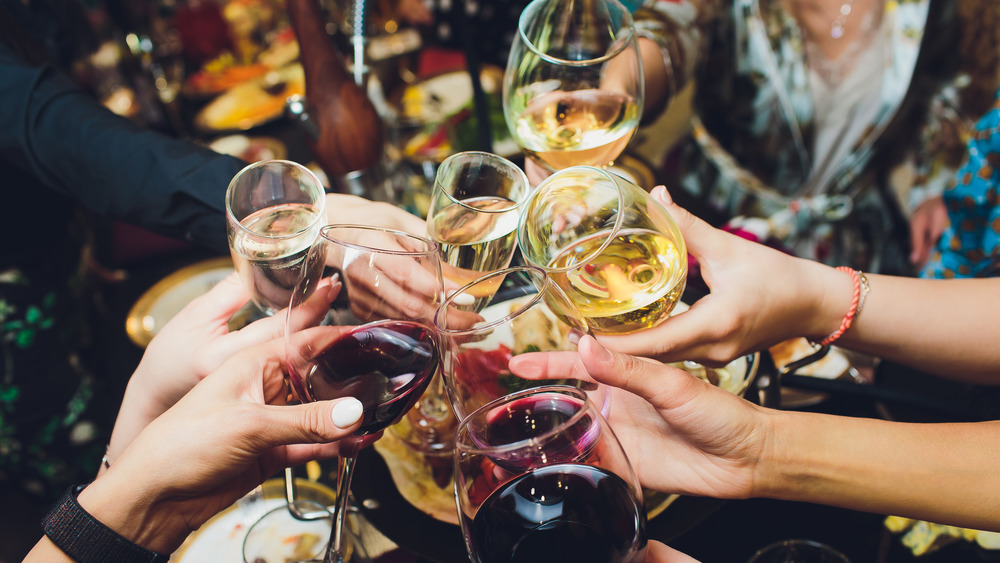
left=757, top=411, right=1000, bottom=531
left=833, top=274, right=1000, bottom=382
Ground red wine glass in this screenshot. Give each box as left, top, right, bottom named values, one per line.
left=285, top=225, right=444, bottom=562
left=454, top=385, right=647, bottom=563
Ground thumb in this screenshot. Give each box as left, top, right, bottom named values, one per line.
left=189, top=272, right=253, bottom=320
left=256, top=397, right=364, bottom=447
left=578, top=335, right=692, bottom=408
left=650, top=186, right=728, bottom=261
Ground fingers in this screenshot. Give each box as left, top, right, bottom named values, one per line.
left=577, top=336, right=698, bottom=407
left=508, top=350, right=596, bottom=383
left=650, top=186, right=728, bottom=262
left=644, top=540, right=701, bottom=563
left=251, top=397, right=363, bottom=460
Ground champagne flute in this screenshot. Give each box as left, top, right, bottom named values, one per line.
left=226, top=159, right=327, bottom=317
left=454, top=385, right=647, bottom=563
left=285, top=225, right=443, bottom=562
left=435, top=265, right=604, bottom=421
left=503, top=0, right=644, bottom=172
left=517, top=165, right=687, bottom=334
left=426, top=151, right=531, bottom=311
left=226, top=159, right=328, bottom=521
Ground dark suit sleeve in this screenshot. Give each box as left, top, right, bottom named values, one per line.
left=0, top=42, right=245, bottom=254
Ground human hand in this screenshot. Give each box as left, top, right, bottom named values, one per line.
left=594, top=186, right=844, bottom=366
left=79, top=337, right=364, bottom=554
left=909, top=195, right=948, bottom=267
left=646, top=541, right=701, bottom=562
left=509, top=336, right=764, bottom=499
left=325, top=193, right=427, bottom=236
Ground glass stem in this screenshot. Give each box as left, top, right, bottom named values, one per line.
left=325, top=455, right=357, bottom=563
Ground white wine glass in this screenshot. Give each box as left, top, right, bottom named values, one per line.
left=225, top=159, right=328, bottom=523
left=517, top=165, right=687, bottom=334
left=503, top=0, right=644, bottom=173
left=426, top=151, right=531, bottom=311
left=226, top=159, right=327, bottom=316
left=454, top=385, right=647, bottom=562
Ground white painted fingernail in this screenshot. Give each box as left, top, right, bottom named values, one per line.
left=450, top=292, right=476, bottom=306
left=331, top=398, right=363, bottom=428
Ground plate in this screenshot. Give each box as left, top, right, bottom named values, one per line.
left=193, top=64, right=305, bottom=132
left=609, top=153, right=657, bottom=191
left=171, top=478, right=336, bottom=563
left=769, top=337, right=853, bottom=407
left=208, top=135, right=287, bottom=162
left=125, top=257, right=234, bottom=347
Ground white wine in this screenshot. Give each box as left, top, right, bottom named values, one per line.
left=547, top=228, right=685, bottom=334
left=514, top=89, right=640, bottom=170
left=230, top=202, right=324, bottom=315
left=428, top=196, right=520, bottom=307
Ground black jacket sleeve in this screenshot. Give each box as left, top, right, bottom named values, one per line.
left=0, top=42, right=245, bottom=255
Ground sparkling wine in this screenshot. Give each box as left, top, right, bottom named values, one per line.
left=468, top=463, right=646, bottom=563
left=514, top=89, right=639, bottom=170
left=292, top=321, right=438, bottom=436
left=428, top=196, right=520, bottom=306
left=480, top=394, right=598, bottom=472
left=547, top=228, right=685, bottom=334
left=230, top=202, right=324, bottom=314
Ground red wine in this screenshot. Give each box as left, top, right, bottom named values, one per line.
left=296, top=321, right=438, bottom=436
left=480, top=394, right=598, bottom=472
left=468, top=463, right=646, bottom=563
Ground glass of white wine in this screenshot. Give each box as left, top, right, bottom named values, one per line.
left=426, top=151, right=530, bottom=312
left=502, top=0, right=644, bottom=173
left=517, top=166, right=687, bottom=334
left=226, top=159, right=327, bottom=316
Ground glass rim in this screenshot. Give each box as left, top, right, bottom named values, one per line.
left=319, top=224, right=439, bottom=256
left=518, top=165, right=627, bottom=274
left=434, top=151, right=530, bottom=214
left=517, top=0, right=637, bottom=67
left=225, top=159, right=327, bottom=240
left=455, top=385, right=596, bottom=456
left=433, top=265, right=551, bottom=334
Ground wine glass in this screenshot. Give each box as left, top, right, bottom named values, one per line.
left=502, top=0, right=644, bottom=173
left=226, top=159, right=327, bottom=317
left=517, top=165, right=687, bottom=334
left=434, top=265, right=604, bottom=421
left=285, top=225, right=443, bottom=562
left=426, top=151, right=531, bottom=311
left=454, top=385, right=647, bottom=563
left=226, top=159, right=328, bottom=521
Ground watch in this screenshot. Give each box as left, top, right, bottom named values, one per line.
left=41, top=484, right=171, bottom=563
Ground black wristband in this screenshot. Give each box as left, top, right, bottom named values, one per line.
left=42, top=485, right=171, bottom=563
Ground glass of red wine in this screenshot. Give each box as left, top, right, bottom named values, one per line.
left=284, top=225, right=444, bottom=562
left=434, top=265, right=606, bottom=422
left=454, top=385, right=647, bottom=563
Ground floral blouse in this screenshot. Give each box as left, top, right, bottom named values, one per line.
left=636, top=0, right=976, bottom=274
left=921, top=89, right=1000, bottom=279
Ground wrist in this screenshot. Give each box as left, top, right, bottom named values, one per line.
left=79, top=475, right=191, bottom=554
left=805, top=264, right=857, bottom=341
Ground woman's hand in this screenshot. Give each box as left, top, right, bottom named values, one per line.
left=596, top=186, right=848, bottom=366
left=27, top=337, right=364, bottom=559
left=510, top=336, right=768, bottom=499
left=325, top=193, right=427, bottom=236
left=909, top=195, right=948, bottom=268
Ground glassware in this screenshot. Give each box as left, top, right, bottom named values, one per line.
left=434, top=266, right=602, bottom=421
left=426, top=151, right=531, bottom=311
left=454, top=385, right=647, bottom=563
left=517, top=165, right=687, bottom=334
left=226, top=159, right=327, bottom=317
left=747, top=540, right=851, bottom=563
left=285, top=225, right=443, bottom=562
left=502, top=0, right=644, bottom=172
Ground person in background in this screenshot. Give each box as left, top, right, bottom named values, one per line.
left=921, top=87, right=1000, bottom=279
left=632, top=0, right=1000, bottom=276
left=0, top=0, right=422, bottom=500
left=510, top=185, right=1000, bottom=535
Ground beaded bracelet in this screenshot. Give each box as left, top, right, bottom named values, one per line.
left=815, top=267, right=863, bottom=346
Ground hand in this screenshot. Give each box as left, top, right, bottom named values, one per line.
left=106, top=273, right=338, bottom=464
left=909, top=196, right=949, bottom=267
left=76, top=338, right=363, bottom=555
left=325, top=193, right=427, bottom=236
left=509, top=336, right=764, bottom=499
left=594, top=186, right=844, bottom=366
left=646, top=541, right=701, bottom=563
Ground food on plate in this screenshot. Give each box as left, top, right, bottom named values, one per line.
left=195, top=64, right=305, bottom=131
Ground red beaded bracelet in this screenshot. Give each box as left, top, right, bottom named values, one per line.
left=816, top=267, right=862, bottom=346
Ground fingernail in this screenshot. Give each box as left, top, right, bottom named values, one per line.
left=651, top=186, right=672, bottom=205
left=584, top=335, right=613, bottom=363
left=331, top=398, right=363, bottom=428
left=449, top=291, right=476, bottom=307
